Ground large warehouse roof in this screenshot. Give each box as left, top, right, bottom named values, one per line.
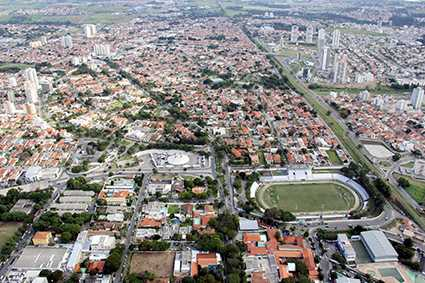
left=360, top=230, right=398, bottom=261
left=13, top=247, right=68, bottom=271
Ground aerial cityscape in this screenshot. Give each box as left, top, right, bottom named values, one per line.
left=0, top=0, right=424, bottom=282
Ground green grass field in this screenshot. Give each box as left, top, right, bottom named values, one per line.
left=394, top=173, right=425, bottom=205
left=0, top=222, right=21, bottom=247
left=257, top=183, right=356, bottom=213
left=326, top=149, right=343, bottom=165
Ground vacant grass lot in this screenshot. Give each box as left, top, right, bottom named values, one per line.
left=394, top=173, right=425, bottom=205
left=326, top=149, right=343, bottom=165
left=0, top=222, right=22, bottom=247
left=257, top=183, right=356, bottom=213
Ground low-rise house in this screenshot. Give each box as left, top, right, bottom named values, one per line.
left=32, top=232, right=53, bottom=246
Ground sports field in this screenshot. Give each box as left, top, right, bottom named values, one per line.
left=256, top=182, right=357, bottom=213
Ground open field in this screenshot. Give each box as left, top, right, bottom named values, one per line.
left=326, top=149, right=343, bottom=165
left=394, top=173, right=425, bottom=205
left=256, top=182, right=357, bottom=213
left=129, top=251, right=175, bottom=278
left=0, top=222, right=22, bottom=247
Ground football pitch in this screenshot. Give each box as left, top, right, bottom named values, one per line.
left=256, top=182, right=357, bottom=213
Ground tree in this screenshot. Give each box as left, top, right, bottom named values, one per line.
left=208, top=212, right=239, bottom=240
left=61, top=231, right=72, bottom=243
left=392, top=153, right=401, bottom=162
left=403, top=238, right=413, bottom=249
left=49, top=270, right=64, bottom=283
left=195, top=234, right=224, bottom=252
left=331, top=252, right=346, bottom=266
left=398, top=177, right=410, bottom=188
left=104, top=245, right=124, bottom=274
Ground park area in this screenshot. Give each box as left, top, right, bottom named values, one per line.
left=256, top=182, right=357, bottom=213
left=0, top=222, right=22, bottom=247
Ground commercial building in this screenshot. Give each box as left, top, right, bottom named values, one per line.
left=337, top=234, right=356, bottom=264
left=360, top=230, right=398, bottom=262
left=13, top=247, right=68, bottom=271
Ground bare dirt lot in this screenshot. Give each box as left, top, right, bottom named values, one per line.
left=129, top=251, right=175, bottom=278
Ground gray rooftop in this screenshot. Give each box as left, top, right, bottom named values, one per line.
left=360, top=230, right=398, bottom=259
left=239, top=218, right=259, bottom=231
left=13, top=247, right=68, bottom=271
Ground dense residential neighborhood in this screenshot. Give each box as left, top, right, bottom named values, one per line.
left=0, top=0, right=425, bottom=283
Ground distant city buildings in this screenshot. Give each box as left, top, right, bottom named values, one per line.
left=61, top=35, right=73, bottom=48
left=84, top=24, right=97, bottom=38
left=24, top=68, right=39, bottom=89
left=306, top=25, right=314, bottom=44
left=320, top=46, right=329, bottom=71
left=94, top=44, right=111, bottom=57
left=332, top=29, right=341, bottom=49
left=317, top=28, right=326, bottom=50
left=410, top=87, right=424, bottom=110
left=290, top=25, right=299, bottom=43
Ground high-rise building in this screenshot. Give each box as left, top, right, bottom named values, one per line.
left=93, top=44, right=111, bottom=57
left=24, top=68, right=39, bottom=89
left=24, top=103, right=37, bottom=115
left=40, top=36, right=48, bottom=45
left=71, top=57, right=81, bottom=66
left=317, top=28, right=326, bottom=50
left=332, top=53, right=339, bottom=83
left=4, top=92, right=16, bottom=114
left=290, top=25, right=299, bottom=43
left=24, top=81, right=38, bottom=103
left=359, top=90, right=370, bottom=101
left=332, top=29, right=341, bottom=49
left=306, top=25, right=314, bottom=44
left=410, top=87, right=424, bottom=110
left=320, top=46, right=329, bottom=71
left=340, top=54, right=348, bottom=83
left=62, top=35, right=73, bottom=48
left=372, top=95, right=384, bottom=109
left=84, top=24, right=97, bottom=38
left=8, top=76, right=17, bottom=88
left=40, top=79, right=53, bottom=94
left=396, top=100, right=407, bottom=112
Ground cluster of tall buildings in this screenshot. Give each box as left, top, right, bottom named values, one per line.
left=93, top=44, right=111, bottom=57
left=3, top=68, right=48, bottom=116
left=358, top=87, right=424, bottom=112
left=289, top=25, right=314, bottom=44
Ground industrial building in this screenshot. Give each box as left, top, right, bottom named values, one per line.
left=360, top=230, right=398, bottom=262
left=13, top=247, right=68, bottom=271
